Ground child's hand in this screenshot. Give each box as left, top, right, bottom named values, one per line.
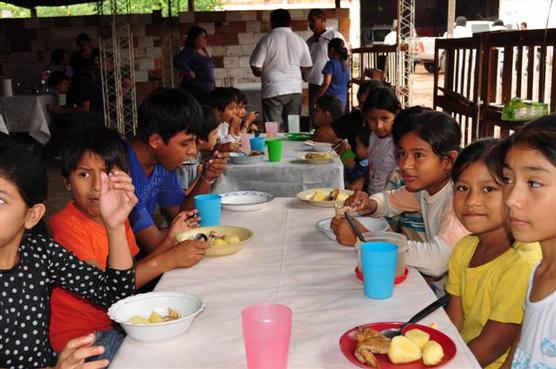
left=343, top=190, right=374, bottom=214
left=243, top=111, right=259, bottom=126
left=169, top=240, right=210, bottom=268
left=55, top=333, right=108, bottom=369
left=167, top=210, right=200, bottom=242
left=344, top=157, right=356, bottom=170
left=99, top=171, right=138, bottom=230
left=330, top=216, right=368, bottom=247
left=203, top=151, right=229, bottom=183
left=336, top=139, right=350, bottom=155
left=215, top=142, right=240, bottom=152
left=229, top=115, right=242, bottom=136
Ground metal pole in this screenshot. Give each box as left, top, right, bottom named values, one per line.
left=447, top=0, right=456, bottom=38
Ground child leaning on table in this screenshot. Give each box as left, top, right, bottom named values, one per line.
left=230, top=87, right=259, bottom=134
left=491, top=116, right=556, bottom=369
left=331, top=110, right=469, bottom=294
left=0, top=138, right=136, bottom=369
left=446, top=138, right=539, bottom=369
left=48, top=127, right=208, bottom=359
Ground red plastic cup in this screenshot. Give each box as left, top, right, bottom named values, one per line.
left=242, top=303, right=292, bottom=369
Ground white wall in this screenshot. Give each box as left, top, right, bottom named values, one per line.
left=499, top=0, right=556, bottom=29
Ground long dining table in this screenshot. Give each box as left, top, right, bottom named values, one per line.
left=0, top=94, right=54, bottom=144
left=211, top=139, right=345, bottom=197
left=110, top=198, right=480, bottom=369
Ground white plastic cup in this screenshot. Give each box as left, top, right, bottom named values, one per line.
left=287, top=115, right=300, bottom=133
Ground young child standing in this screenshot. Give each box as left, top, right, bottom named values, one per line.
left=494, top=116, right=556, bottom=369
left=314, top=38, right=351, bottom=110
left=48, top=127, right=208, bottom=359
left=332, top=110, right=469, bottom=293
left=0, top=139, right=136, bottom=369
left=446, top=138, right=538, bottom=369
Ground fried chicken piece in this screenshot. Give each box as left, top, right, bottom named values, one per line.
left=355, top=345, right=380, bottom=368
left=355, top=327, right=392, bottom=354
left=329, top=188, right=340, bottom=201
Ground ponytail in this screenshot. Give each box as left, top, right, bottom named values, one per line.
left=328, top=37, right=349, bottom=69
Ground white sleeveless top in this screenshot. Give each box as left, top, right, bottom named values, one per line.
left=512, top=263, right=556, bottom=369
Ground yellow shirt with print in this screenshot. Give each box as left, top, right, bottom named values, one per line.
left=446, top=235, right=539, bottom=369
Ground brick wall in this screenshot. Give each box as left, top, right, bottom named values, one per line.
left=0, top=8, right=350, bottom=94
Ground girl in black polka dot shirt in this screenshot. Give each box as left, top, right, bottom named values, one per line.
left=0, top=140, right=137, bottom=369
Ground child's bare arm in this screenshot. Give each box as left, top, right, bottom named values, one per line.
left=446, top=294, right=464, bottom=329
left=467, top=320, right=521, bottom=367
left=499, top=328, right=520, bottom=369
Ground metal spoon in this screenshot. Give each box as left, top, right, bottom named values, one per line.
left=381, top=295, right=450, bottom=338
left=344, top=212, right=366, bottom=243
left=191, top=233, right=208, bottom=242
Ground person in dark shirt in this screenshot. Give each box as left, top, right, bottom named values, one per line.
left=70, top=33, right=100, bottom=80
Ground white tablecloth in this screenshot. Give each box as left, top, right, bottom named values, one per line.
left=0, top=95, right=54, bottom=144
left=110, top=199, right=480, bottom=369
left=212, top=140, right=345, bottom=197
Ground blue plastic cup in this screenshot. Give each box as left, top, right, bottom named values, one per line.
left=360, top=242, right=398, bottom=299
left=250, top=137, right=266, bottom=152
left=194, top=194, right=221, bottom=226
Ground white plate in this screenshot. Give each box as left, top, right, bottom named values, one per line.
left=297, top=151, right=337, bottom=164
left=229, top=152, right=265, bottom=165
left=220, top=191, right=274, bottom=212
left=316, top=217, right=391, bottom=241
left=297, top=188, right=353, bottom=207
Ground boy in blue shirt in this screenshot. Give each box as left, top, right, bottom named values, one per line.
left=128, top=88, right=228, bottom=252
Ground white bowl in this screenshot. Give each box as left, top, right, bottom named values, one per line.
left=108, top=292, right=204, bottom=343
left=312, top=142, right=333, bottom=152
left=229, top=152, right=265, bottom=165
left=316, top=217, right=391, bottom=242
left=220, top=191, right=274, bottom=212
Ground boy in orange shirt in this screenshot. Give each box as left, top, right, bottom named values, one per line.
left=48, top=127, right=209, bottom=360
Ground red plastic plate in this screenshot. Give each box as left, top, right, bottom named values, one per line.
left=339, top=322, right=457, bottom=369
left=355, top=266, right=409, bottom=285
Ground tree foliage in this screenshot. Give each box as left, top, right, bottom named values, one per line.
left=0, top=0, right=222, bottom=18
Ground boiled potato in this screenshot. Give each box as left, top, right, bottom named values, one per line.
left=212, top=238, right=227, bottom=246
left=148, top=311, right=164, bottom=323
left=387, top=335, right=422, bottom=364
left=311, top=190, right=329, bottom=201
left=422, top=340, right=444, bottom=366
left=405, top=328, right=430, bottom=350
left=127, top=315, right=149, bottom=324
left=336, top=192, right=349, bottom=202
left=223, top=235, right=241, bottom=244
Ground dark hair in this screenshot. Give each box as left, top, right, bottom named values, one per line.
left=308, top=9, right=325, bottom=21
left=455, top=16, right=467, bottom=27
left=362, top=87, right=401, bottom=115
left=199, top=105, right=219, bottom=141
left=316, top=95, right=344, bottom=122
left=47, top=70, right=69, bottom=88
left=60, top=127, right=129, bottom=178
left=271, top=9, right=291, bottom=28
left=50, top=49, right=66, bottom=65
left=355, top=128, right=372, bottom=148
left=393, top=110, right=461, bottom=158
left=184, top=26, right=207, bottom=49
left=230, top=87, right=248, bottom=105
left=208, top=87, right=237, bottom=112
left=76, top=33, right=91, bottom=44
left=452, top=138, right=499, bottom=182
left=0, top=139, right=49, bottom=235
left=328, top=38, right=348, bottom=62
left=493, top=19, right=504, bottom=26
left=392, top=106, right=431, bottom=143
left=357, top=80, right=384, bottom=101
left=490, top=114, right=556, bottom=180
left=137, top=88, right=203, bottom=144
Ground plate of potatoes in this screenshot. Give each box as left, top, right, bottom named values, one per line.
left=339, top=322, right=456, bottom=368
left=176, top=226, right=254, bottom=257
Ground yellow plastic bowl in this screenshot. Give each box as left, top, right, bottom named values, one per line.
left=297, top=188, right=353, bottom=208
left=176, top=226, right=255, bottom=257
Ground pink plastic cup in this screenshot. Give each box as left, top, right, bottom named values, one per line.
left=240, top=133, right=251, bottom=153
left=242, top=303, right=292, bottom=369
left=265, top=122, right=279, bottom=138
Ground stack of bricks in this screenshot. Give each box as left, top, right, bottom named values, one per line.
left=0, top=8, right=350, bottom=94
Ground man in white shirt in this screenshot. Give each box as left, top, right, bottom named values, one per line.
left=250, top=9, right=313, bottom=131
left=305, top=9, right=345, bottom=116
left=445, top=16, right=473, bottom=39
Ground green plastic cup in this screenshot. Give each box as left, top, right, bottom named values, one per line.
left=266, top=139, right=283, bottom=162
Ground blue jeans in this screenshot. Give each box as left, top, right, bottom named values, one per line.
left=87, top=329, right=126, bottom=362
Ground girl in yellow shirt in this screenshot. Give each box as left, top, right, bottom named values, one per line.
left=446, top=138, right=538, bottom=369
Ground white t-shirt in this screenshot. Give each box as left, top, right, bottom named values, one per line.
left=512, top=264, right=556, bottom=369
left=305, top=27, right=345, bottom=86
left=383, top=31, right=397, bottom=45
left=216, top=122, right=239, bottom=144
left=250, top=27, right=312, bottom=99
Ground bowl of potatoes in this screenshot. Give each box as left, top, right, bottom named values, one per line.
left=108, top=292, right=204, bottom=343
left=176, top=226, right=255, bottom=257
